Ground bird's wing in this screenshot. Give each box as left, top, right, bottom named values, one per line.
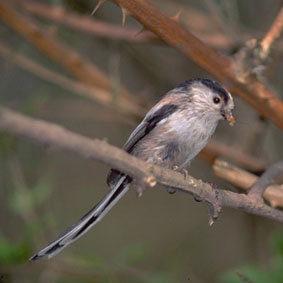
left=107, top=103, right=179, bottom=187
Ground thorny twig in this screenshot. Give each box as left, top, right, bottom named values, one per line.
left=108, top=0, right=283, bottom=130
left=21, top=1, right=159, bottom=43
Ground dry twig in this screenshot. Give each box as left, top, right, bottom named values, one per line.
left=0, top=41, right=145, bottom=119
left=200, top=141, right=266, bottom=172
left=22, top=0, right=236, bottom=49
left=213, top=160, right=283, bottom=208
left=1, top=107, right=283, bottom=223
left=21, top=1, right=158, bottom=43
left=259, top=4, right=283, bottom=60
left=0, top=1, right=138, bottom=110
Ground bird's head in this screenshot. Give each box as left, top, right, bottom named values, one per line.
left=177, top=79, right=235, bottom=126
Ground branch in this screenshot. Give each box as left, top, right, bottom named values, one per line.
left=0, top=1, right=139, bottom=111
left=0, top=41, right=145, bottom=119
left=213, top=160, right=283, bottom=208
left=248, top=160, right=283, bottom=199
left=110, top=0, right=283, bottom=130
left=21, top=1, right=158, bottom=43
left=0, top=41, right=267, bottom=171
left=233, top=5, right=283, bottom=82
left=200, top=140, right=267, bottom=172
left=1, top=107, right=283, bottom=223
left=259, top=4, right=283, bottom=60
left=22, top=1, right=234, bottom=49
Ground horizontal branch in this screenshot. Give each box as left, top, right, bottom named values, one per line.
left=200, top=141, right=266, bottom=172
left=111, top=0, right=283, bottom=129
left=0, top=107, right=283, bottom=223
left=213, top=160, right=283, bottom=208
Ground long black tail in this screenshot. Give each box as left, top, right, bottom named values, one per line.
left=30, top=176, right=129, bottom=260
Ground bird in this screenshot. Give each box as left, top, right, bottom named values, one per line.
left=30, top=78, right=235, bottom=260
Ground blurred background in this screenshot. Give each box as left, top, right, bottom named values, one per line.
left=0, top=0, right=283, bottom=282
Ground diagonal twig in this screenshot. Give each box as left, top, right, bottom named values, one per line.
left=259, top=4, right=283, bottom=60
left=0, top=1, right=139, bottom=111
left=0, top=40, right=145, bottom=119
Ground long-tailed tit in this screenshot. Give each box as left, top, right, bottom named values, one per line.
left=30, top=78, right=235, bottom=260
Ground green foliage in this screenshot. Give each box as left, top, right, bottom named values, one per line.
left=220, top=231, right=283, bottom=283
left=115, top=243, right=148, bottom=265
left=9, top=179, right=52, bottom=216
left=0, top=236, right=31, bottom=264
left=0, top=133, right=16, bottom=156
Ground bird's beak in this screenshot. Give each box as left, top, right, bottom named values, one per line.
left=221, top=110, right=236, bottom=126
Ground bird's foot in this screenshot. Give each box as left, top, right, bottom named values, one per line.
left=173, top=165, right=188, bottom=180
left=166, top=187, right=177, bottom=194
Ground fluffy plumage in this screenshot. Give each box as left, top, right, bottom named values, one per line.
left=30, top=78, right=234, bottom=260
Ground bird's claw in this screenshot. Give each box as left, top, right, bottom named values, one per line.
left=173, top=165, right=188, bottom=180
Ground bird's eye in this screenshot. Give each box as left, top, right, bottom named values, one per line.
left=213, top=97, right=220, bottom=104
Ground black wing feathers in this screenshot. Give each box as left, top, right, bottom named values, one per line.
left=107, top=104, right=178, bottom=187
left=124, top=103, right=179, bottom=154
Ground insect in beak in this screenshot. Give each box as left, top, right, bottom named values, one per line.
left=226, top=114, right=236, bottom=126
left=221, top=110, right=236, bottom=126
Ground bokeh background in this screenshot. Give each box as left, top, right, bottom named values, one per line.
left=0, top=0, right=283, bottom=282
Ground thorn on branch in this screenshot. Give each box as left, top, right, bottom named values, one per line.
left=91, top=0, right=106, bottom=16
left=171, top=11, right=182, bottom=24
left=121, top=6, right=130, bottom=26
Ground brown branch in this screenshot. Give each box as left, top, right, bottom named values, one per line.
left=248, top=160, right=283, bottom=199
left=0, top=1, right=139, bottom=111
left=22, top=1, right=235, bottom=49
left=0, top=41, right=145, bottom=119
left=21, top=1, right=159, bottom=43
left=200, top=140, right=267, bottom=172
left=111, top=0, right=283, bottom=130
left=1, top=107, right=283, bottom=223
left=259, top=4, right=283, bottom=60
left=213, top=160, right=283, bottom=208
